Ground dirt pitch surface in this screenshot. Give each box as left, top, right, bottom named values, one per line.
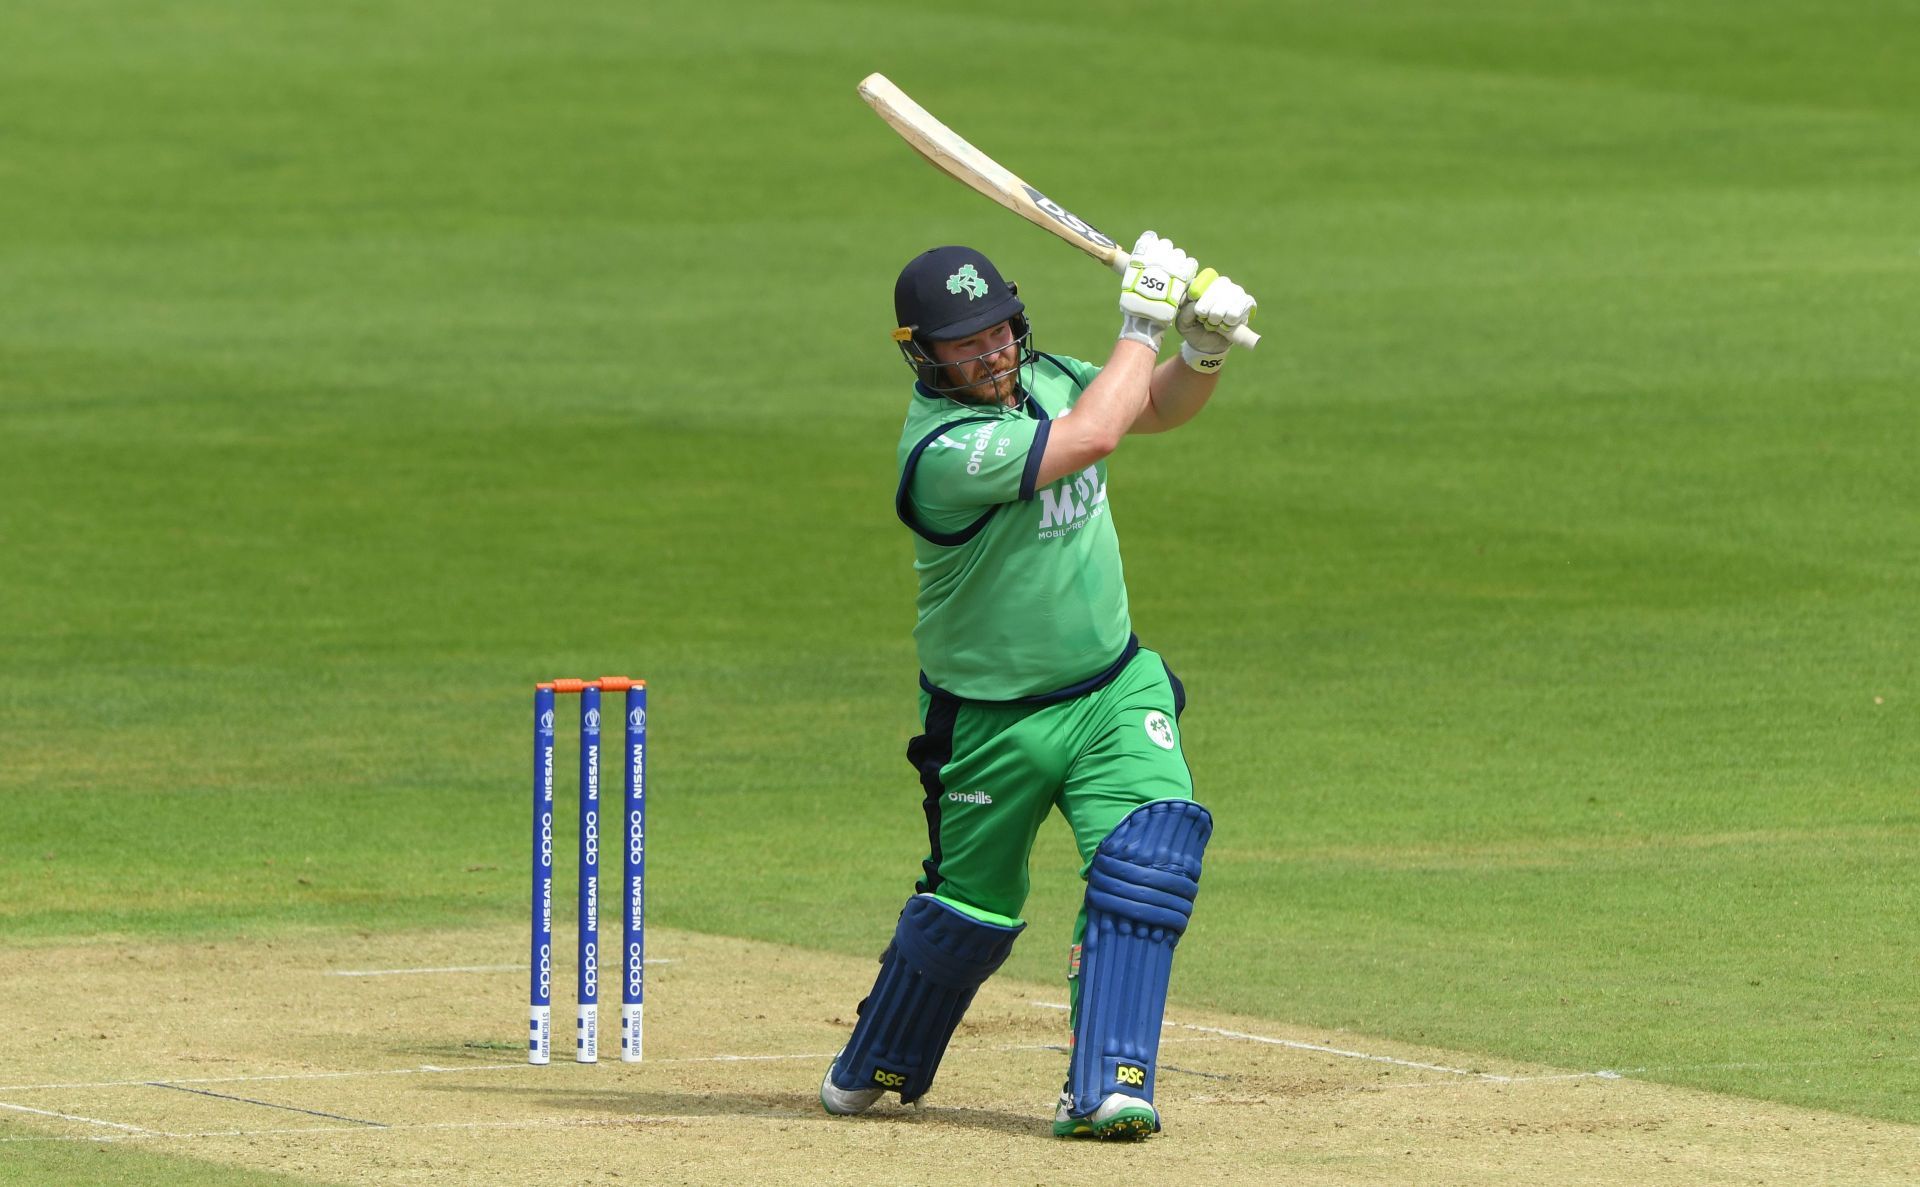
left=1, top=927, right=1910, bottom=1185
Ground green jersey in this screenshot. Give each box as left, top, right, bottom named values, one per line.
left=894, top=352, right=1133, bottom=701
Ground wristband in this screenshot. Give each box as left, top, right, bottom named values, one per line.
left=1179, top=339, right=1228, bottom=374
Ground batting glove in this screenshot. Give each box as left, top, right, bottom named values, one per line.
left=1176, top=269, right=1257, bottom=373
left=1118, top=231, right=1198, bottom=353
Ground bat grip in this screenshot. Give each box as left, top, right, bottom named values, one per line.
left=1109, top=253, right=1261, bottom=350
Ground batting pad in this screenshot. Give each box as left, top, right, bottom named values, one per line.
left=1068, top=798, right=1212, bottom=1118
left=830, top=893, right=1024, bottom=1103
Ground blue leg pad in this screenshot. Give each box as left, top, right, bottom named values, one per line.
left=1069, top=799, right=1212, bottom=1118
left=830, top=894, right=1024, bottom=1103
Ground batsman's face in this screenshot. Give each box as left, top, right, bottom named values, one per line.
left=931, top=321, right=1020, bottom=405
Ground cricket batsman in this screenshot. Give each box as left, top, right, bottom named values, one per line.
left=818, top=233, right=1256, bottom=1139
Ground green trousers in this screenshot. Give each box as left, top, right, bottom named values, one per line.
left=908, top=646, right=1194, bottom=924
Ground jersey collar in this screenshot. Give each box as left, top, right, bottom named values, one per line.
left=911, top=381, right=1048, bottom=420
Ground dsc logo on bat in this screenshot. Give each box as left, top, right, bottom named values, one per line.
left=1021, top=185, right=1116, bottom=250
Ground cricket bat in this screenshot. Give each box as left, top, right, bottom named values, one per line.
left=857, top=72, right=1259, bottom=349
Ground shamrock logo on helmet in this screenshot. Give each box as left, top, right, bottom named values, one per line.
left=946, top=264, right=989, bottom=300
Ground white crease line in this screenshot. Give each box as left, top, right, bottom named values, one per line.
left=0, top=1115, right=689, bottom=1144
left=1031, top=1001, right=1623, bottom=1085
left=0, top=1100, right=158, bottom=1134
left=0, top=1065, right=525, bottom=1093
left=0, top=1022, right=1582, bottom=1104
left=327, top=959, right=675, bottom=978
left=633, top=1037, right=1220, bottom=1064
left=1177, top=1026, right=1630, bottom=1085
left=0, top=1036, right=1225, bottom=1097
left=326, top=965, right=523, bottom=978
left=669, top=1052, right=837, bottom=1065
left=1179, top=1023, right=1514, bottom=1081
left=0, top=1032, right=1410, bottom=1147
left=1342, top=1068, right=1627, bottom=1093
left=0, top=1054, right=840, bottom=1095
left=1, top=1132, right=237, bottom=1144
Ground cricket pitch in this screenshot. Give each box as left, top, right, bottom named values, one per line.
left=1, top=927, right=1909, bottom=1185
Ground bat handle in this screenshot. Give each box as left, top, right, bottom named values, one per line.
left=1108, top=252, right=1262, bottom=350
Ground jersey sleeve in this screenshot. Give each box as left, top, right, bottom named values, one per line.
left=1046, top=354, right=1102, bottom=392
left=911, top=415, right=1052, bottom=524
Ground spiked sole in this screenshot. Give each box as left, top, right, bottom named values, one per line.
left=1053, top=1097, right=1159, bottom=1140
left=1091, top=1105, right=1159, bottom=1140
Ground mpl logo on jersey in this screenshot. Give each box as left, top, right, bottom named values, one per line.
left=1036, top=464, right=1107, bottom=539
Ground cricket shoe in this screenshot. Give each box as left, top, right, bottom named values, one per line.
left=819, top=1056, right=885, bottom=1116
left=1051, top=1087, right=1160, bottom=1140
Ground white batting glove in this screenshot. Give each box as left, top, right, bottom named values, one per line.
left=1117, top=231, right=1198, bottom=353
left=1176, top=269, right=1258, bottom=373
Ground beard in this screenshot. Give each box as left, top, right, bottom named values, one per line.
left=948, top=350, right=1021, bottom=405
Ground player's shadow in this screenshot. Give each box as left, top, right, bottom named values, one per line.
left=428, top=1083, right=1039, bottom=1136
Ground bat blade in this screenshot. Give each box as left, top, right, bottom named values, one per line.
left=857, top=72, right=1123, bottom=267
left=856, top=72, right=1258, bottom=349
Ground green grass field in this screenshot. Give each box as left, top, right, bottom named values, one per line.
left=3, top=0, right=1917, bottom=1177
